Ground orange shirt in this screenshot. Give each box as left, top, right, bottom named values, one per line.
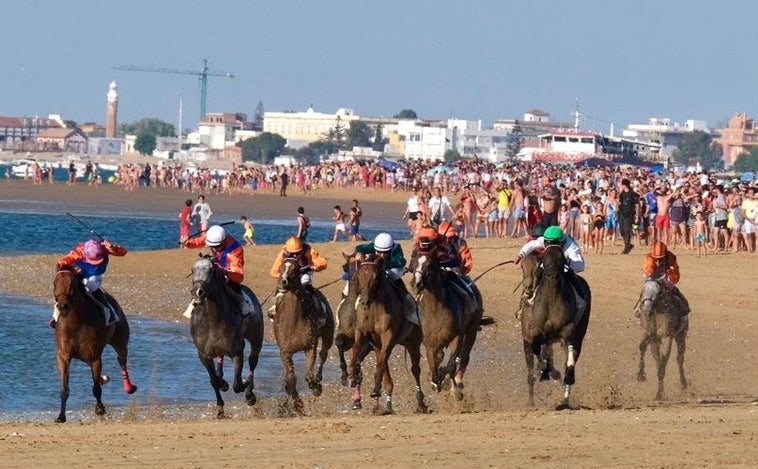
left=644, top=252, right=680, bottom=284
left=57, top=241, right=127, bottom=270
left=186, top=234, right=245, bottom=284
left=270, top=245, right=327, bottom=278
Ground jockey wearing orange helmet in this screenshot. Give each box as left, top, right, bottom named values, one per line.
left=50, top=238, right=127, bottom=328
left=437, top=221, right=473, bottom=276
left=642, top=241, right=689, bottom=315
left=269, top=236, right=328, bottom=320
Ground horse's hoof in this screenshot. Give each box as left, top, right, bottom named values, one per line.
left=415, top=404, right=428, bottom=414
left=216, top=408, right=225, bottom=419
left=352, top=401, right=362, bottom=410
left=95, top=403, right=106, bottom=416
left=233, top=383, right=245, bottom=394
left=382, top=405, right=394, bottom=415
left=311, top=383, right=323, bottom=397
left=637, top=372, right=647, bottom=383
left=219, top=381, right=229, bottom=393
left=124, top=383, right=137, bottom=394
left=340, top=375, right=349, bottom=387
left=246, top=392, right=257, bottom=406
left=555, top=402, right=571, bottom=411
left=680, top=379, right=689, bottom=390
left=655, top=392, right=665, bottom=401
left=539, top=370, right=551, bottom=382
left=99, top=375, right=110, bottom=386
left=453, top=388, right=464, bottom=401
left=55, top=414, right=66, bottom=423
left=549, top=369, right=562, bottom=381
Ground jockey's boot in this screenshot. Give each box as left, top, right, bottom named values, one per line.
left=268, top=289, right=285, bottom=321
left=304, top=285, right=327, bottom=328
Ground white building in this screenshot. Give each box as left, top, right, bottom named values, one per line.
left=395, top=120, right=450, bottom=161
left=263, top=107, right=360, bottom=147
left=622, top=117, right=709, bottom=161
left=197, top=113, right=253, bottom=150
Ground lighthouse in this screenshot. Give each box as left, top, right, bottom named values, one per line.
left=105, top=81, right=118, bottom=138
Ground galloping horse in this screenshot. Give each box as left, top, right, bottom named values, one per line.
left=637, top=278, right=689, bottom=400
left=273, top=257, right=334, bottom=413
left=53, top=265, right=137, bottom=423
left=411, top=250, right=483, bottom=399
left=334, top=253, right=373, bottom=386
left=519, top=246, right=591, bottom=409
left=189, top=255, right=264, bottom=418
left=349, top=253, right=427, bottom=414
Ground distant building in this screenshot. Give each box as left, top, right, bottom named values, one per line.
left=523, top=109, right=550, bottom=123
left=493, top=109, right=575, bottom=152
left=36, top=128, right=87, bottom=153
left=197, top=112, right=255, bottom=150
left=263, top=107, right=360, bottom=147
left=0, top=115, right=63, bottom=150
left=621, top=117, right=709, bottom=162
left=87, top=138, right=123, bottom=155
left=79, top=122, right=106, bottom=136
left=105, top=81, right=118, bottom=138
left=715, top=113, right=758, bottom=166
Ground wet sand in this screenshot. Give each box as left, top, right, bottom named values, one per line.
left=0, top=180, right=757, bottom=467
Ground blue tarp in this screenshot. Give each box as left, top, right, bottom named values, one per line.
left=378, top=158, right=402, bottom=171
left=740, top=172, right=754, bottom=182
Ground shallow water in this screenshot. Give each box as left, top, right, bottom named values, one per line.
left=0, top=293, right=308, bottom=423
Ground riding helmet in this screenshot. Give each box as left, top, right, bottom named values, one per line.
left=543, top=226, right=564, bottom=243
left=417, top=227, right=439, bottom=250
left=437, top=221, right=456, bottom=238
left=285, top=236, right=304, bottom=253
left=374, top=232, right=394, bottom=252
left=205, top=225, right=227, bottom=247
left=650, top=241, right=668, bottom=259
left=83, top=239, right=106, bottom=264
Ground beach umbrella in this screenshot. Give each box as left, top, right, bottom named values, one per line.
left=378, top=159, right=401, bottom=171
left=740, top=172, right=754, bottom=182
left=426, top=165, right=451, bottom=176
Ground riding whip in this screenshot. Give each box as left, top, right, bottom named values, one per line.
left=259, top=287, right=278, bottom=307
left=187, top=220, right=237, bottom=240
left=316, top=277, right=343, bottom=290
left=66, top=212, right=104, bottom=241
left=472, top=260, right=514, bottom=282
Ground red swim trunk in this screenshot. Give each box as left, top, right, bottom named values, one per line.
left=655, top=214, right=670, bottom=230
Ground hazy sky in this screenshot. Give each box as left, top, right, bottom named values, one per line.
left=2, top=1, right=756, bottom=132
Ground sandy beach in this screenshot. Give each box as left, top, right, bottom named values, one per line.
left=0, top=179, right=756, bottom=467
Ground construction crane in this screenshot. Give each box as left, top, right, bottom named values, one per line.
left=113, top=59, right=234, bottom=120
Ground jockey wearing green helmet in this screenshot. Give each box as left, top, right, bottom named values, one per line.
left=513, top=224, right=588, bottom=312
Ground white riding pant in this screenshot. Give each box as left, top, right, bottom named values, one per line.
left=83, top=275, right=103, bottom=292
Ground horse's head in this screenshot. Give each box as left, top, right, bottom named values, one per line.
left=541, top=244, right=566, bottom=279
left=640, top=278, right=662, bottom=316
left=53, top=266, right=80, bottom=316
left=355, top=253, right=385, bottom=309
left=278, top=256, right=303, bottom=292
left=412, top=251, right=439, bottom=295
left=191, top=255, right=221, bottom=303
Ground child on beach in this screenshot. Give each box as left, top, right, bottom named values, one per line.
left=579, top=204, right=592, bottom=252
left=332, top=205, right=347, bottom=242
left=694, top=211, right=708, bottom=257
left=240, top=216, right=255, bottom=246
left=179, top=199, right=193, bottom=248
left=453, top=202, right=466, bottom=238
left=592, top=201, right=606, bottom=254
left=296, top=206, right=310, bottom=241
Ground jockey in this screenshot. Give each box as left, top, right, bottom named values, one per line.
left=347, top=232, right=416, bottom=320
left=435, top=221, right=483, bottom=319
left=50, top=238, right=127, bottom=328
left=185, top=225, right=255, bottom=317
left=513, top=226, right=588, bottom=312
left=642, top=241, right=690, bottom=316
left=269, top=236, right=328, bottom=321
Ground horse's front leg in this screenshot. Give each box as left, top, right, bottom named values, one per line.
left=305, top=345, right=321, bottom=396
left=637, top=332, right=651, bottom=382
left=675, top=324, right=688, bottom=392
left=348, top=331, right=367, bottom=410
left=199, top=353, right=225, bottom=418
left=337, top=339, right=349, bottom=387
left=281, top=350, right=303, bottom=414
left=655, top=337, right=674, bottom=401
left=55, top=353, right=71, bottom=423
left=556, top=343, right=576, bottom=411
left=315, top=327, right=333, bottom=392
left=90, top=357, right=106, bottom=417
left=232, top=352, right=245, bottom=394
left=373, top=333, right=396, bottom=415
left=245, top=337, right=262, bottom=406
left=522, top=339, right=536, bottom=407
left=406, top=330, right=427, bottom=413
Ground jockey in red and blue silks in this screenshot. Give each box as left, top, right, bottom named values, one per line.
left=185, top=225, right=245, bottom=285
left=50, top=238, right=127, bottom=327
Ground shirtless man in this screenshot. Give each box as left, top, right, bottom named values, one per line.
left=656, top=188, right=673, bottom=245
left=540, top=178, right=561, bottom=228
left=510, top=179, right=527, bottom=237
left=473, top=187, right=491, bottom=238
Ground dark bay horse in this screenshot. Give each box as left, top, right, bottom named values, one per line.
left=53, top=266, right=137, bottom=423
left=411, top=251, right=484, bottom=400
left=519, top=246, right=591, bottom=410
left=273, top=257, right=334, bottom=413
left=189, top=255, right=264, bottom=418
left=637, top=278, right=689, bottom=400
left=350, top=253, right=427, bottom=414
left=335, top=253, right=373, bottom=386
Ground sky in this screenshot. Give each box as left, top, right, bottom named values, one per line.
left=2, top=0, right=756, bottom=133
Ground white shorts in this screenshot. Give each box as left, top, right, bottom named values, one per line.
left=335, top=223, right=346, bottom=232
left=498, top=208, right=510, bottom=220
left=743, top=220, right=756, bottom=234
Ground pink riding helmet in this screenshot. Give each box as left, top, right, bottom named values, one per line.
left=83, top=239, right=106, bottom=265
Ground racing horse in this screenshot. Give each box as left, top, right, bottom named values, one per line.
left=273, top=256, right=334, bottom=413
left=519, top=245, right=591, bottom=410
left=636, top=277, right=689, bottom=400
left=349, top=253, right=427, bottom=414
left=411, top=250, right=484, bottom=400
left=53, top=265, right=137, bottom=423
left=189, top=255, right=264, bottom=418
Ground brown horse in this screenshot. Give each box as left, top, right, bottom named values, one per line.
left=349, top=253, right=427, bottom=414
left=411, top=250, right=484, bottom=400
left=519, top=246, right=591, bottom=410
left=189, top=256, right=264, bottom=418
left=334, top=253, right=373, bottom=386
left=273, top=257, right=334, bottom=413
left=636, top=278, right=689, bottom=400
left=53, top=266, right=137, bottom=423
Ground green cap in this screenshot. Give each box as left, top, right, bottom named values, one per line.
left=544, top=225, right=563, bottom=242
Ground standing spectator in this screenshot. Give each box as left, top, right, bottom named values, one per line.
left=428, top=187, right=455, bottom=228
left=296, top=206, right=310, bottom=241
left=618, top=178, right=639, bottom=254
left=332, top=205, right=347, bottom=242
left=510, top=180, right=528, bottom=238
left=712, top=185, right=729, bottom=251
left=694, top=211, right=708, bottom=257
left=194, top=194, right=213, bottom=232
left=540, top=178, right=561, bottom=228
left=403, top=188, right=421, bottom=236
left=68, top=161, right=77, bottom=185
left=496, top=181, right=513, bottom=238
left=279, top=168, right=289, bottom=197
left=179, top=198, right=193, bottom=248
left=240, top=216, right=256, bottom=246
left=741, top=187, right=757, bottom=252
